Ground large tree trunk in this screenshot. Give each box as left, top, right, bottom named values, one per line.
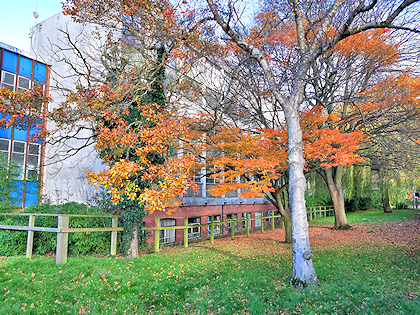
left=126, top=227, right=139, bottom=258
left=324, top=166, right=351, bottom=229
left=266, top=177, right=293, bottom=244
left=379, top=168, right=392, bottom=213
left=286, top=109, right=318, bottom=286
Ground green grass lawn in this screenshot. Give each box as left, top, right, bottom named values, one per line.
left=1, top=210, right=419, bottom=314
left=308, top=208, right=419, bottom=226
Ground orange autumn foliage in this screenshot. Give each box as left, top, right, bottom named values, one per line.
left=58, top=83, right=199, bottom=214
left=0, top=86, right=50, bottom=141
left=206, top=106, right=364, bottom=198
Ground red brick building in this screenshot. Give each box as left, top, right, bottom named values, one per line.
left=144, top=195, right=278, bottom=247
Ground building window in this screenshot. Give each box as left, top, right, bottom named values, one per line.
left=227, top=214, right=238, bottom=231
left=11, top=141, right=26, bottom=180
left=206, top=165, right=220, bottom=197
left=27, top=143, right=40, bottom=181
left=1, top=71, right=16, bottom=91
left=0, top=139, right=9, bottom=158
left=207, top=215, right=221, bottom=236
left=17, top=76, right=31, bottom=91
left=33, top=81, right=44, bottom=91
left=160, top=219, right=176, bottom=244
left=267, top=210, right=273, bottom=224
left=255, top=211, right=262, bottom=228
left=184, top=171, right=203, bottom=197
left=188, top=217, right=201, bottom=239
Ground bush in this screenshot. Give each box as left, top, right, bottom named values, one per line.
left=0, top=154, right=19, bottom=211
left=345, top=198, right=359, bottom=212
left=395, top=202, right=409, bottom=209
left=358, top=197, right=373, bottom=210
left=0, top=202, right=113, bottom=256
left=345, top=197, right=376, bottom=212
left=305, top=190, right=333, bottom=208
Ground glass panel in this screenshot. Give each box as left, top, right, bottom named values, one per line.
left=27, top=154, right=39, bottom=168
left=13, top=142, right=25, bottom=153
left=27, top=169, right=39, bottom=181
left=33, top=81, right=44, bottom=89
left=18, top=76, right=30, bottom=90
left=28, top=143, right=40, bottom=155
left=255, top=212, right=262, bottom=227
left=3, top=72, right=15, bottom=85
left=13, top=128, right=27, bottom=141
left=2, top=51, right=18, bottom=73
left=19, top=56, right=33, bottom=78
left=161, top=219, right=176, bottom=227
left=207, top=215, right=221, bottom=235
left=11, top=152, right=24, bottom=165
left=1, top=72, right=15, bottom=91
left=0, top=139, right=9, bottom=152
left=34, top=62, right=46, bottom=83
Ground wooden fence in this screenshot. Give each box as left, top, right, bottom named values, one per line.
left=145, top=206, right=334, bottom=253
left=0, top=206, right=334, bottom=259
left=0, top=213, right=123, bottom=264
left=306, top=206, right=334, bottom=221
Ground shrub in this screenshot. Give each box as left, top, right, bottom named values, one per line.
left=358, top=197, right=373, bottom=210
left=395, top=202, right=409, bottom=209
left=0, top=202, right=113, bottom=256
left=345, top=198, right=359, bottom=212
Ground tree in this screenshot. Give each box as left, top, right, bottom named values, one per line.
left=205, top=106, right=363, bottom=243
left=195, top=0, right=419, bottom=285
left=357, top=73, right=420, bottom=212
left=63, top=0, right=420, bottom=285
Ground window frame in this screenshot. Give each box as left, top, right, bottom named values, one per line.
left=1, top=71, right=16, bottom=91
left=17, top=75, right=31, bottom=91
left=188, top=217, right=201, bottom=239
left=160, top=219, right=176, bottom=244
left=11, top=140, right=26, bottom=180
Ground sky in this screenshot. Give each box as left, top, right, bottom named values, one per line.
left=0, top=0, right=63, bottom=52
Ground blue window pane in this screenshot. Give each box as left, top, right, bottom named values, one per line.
left=29, top=123, right=41, bottom=143
left=13, top=127, right=27, bottom=141
left=34, top=62, right=46, bottom=83
left=24, top=182, right=39, bottom=207
left=19, top=56, right=33, bottom=78
left=2, top=51, right=18, bottom=73
left=10, top=181, right=23, bottom=207
left=0, top=127, right=12, bottom=139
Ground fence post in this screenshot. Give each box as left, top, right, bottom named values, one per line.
left=246, top=213, right=250, bottom=236
left=230, top=215, right=234, bottom=240
left=210, top=216, right=214, bottom=244
left=260, top=214, right=264, bottom=234
left=271, top=212, right=275, bottom=230
left=110, top=216, right=118, bottom=256
left=26, top=215, right=35, bottom=259
left=184, top=217, right=189, bottom=248
left=155, top=218, right=160, bottom=253
left=56, top=215, right=69, bottom=264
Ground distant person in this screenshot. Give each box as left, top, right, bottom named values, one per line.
left=413, top=189, right=419, bottom=209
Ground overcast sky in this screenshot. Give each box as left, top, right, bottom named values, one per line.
left=0, top=0, right=63, bottom=52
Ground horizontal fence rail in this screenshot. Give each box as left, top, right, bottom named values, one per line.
left=145, top=206, right=335, bottom=253
left=0, top=213, right=123, bottom=264
left=306, top=206, right=334, bottom=221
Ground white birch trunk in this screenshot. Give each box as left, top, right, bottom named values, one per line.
left=286, top=109, right=318, bottom=286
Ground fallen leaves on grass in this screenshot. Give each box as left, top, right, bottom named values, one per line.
left=163, top=219, right=420, bottom=255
